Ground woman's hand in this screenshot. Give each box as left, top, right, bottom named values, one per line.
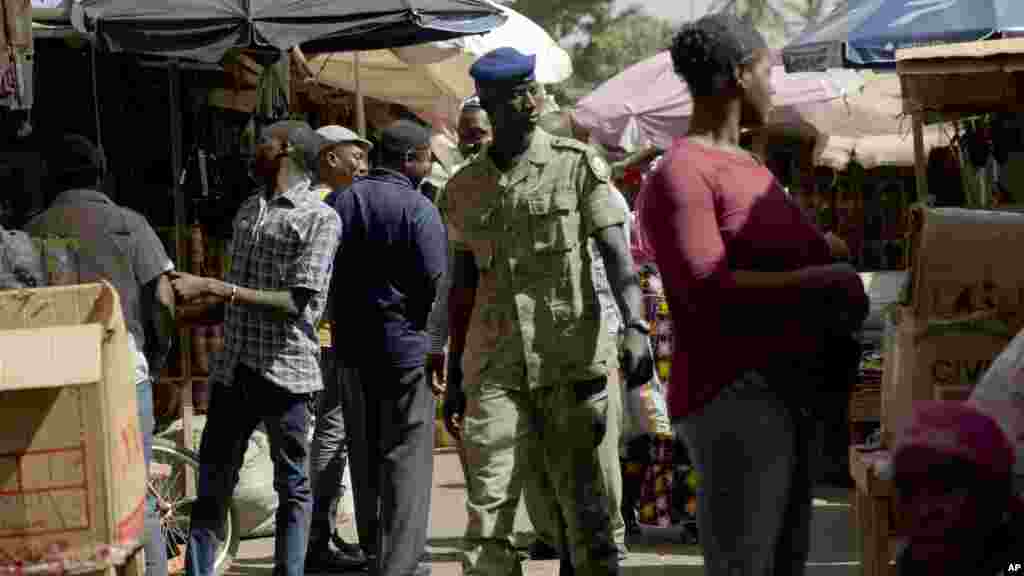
left=801, top=263, right=869, bottom=332
left=824, top=232, right=851, bottom=261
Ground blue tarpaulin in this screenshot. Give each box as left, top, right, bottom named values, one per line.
left=783, top=0, right=1024, bottom=72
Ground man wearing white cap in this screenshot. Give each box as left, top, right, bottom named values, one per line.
left=307, top=125, right=372, bottom=572
left=314, top=125, right=372, bottom=204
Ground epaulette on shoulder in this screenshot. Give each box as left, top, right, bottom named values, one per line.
left=550, top=136, right=589, bottom=153
left=447, top=157, right=481, bottom=187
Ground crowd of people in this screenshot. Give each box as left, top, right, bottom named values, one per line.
left=5, top=12, right=1024, bottom=576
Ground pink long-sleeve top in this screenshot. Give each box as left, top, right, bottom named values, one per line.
left=639, top=138, right=832, bottom=419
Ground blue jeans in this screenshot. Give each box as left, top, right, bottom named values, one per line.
left=186, top=364, right=313, bottom=576
left=138, top=377, right=169, bottom=576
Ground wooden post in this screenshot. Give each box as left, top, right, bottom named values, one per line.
left=912, top=111, right=928, bottom=201
left=169, top=60, right=195, bottom=499
left=354, top=52, right=366, bottom=137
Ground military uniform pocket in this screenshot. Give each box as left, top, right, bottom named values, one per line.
left=528, top=190, right=579, bottom=254
left=575, top=379, right=609, bottom=447
left=467, top=208, right=496, bottom=272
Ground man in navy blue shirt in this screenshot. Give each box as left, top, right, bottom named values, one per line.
left=330, top=120, right=446, bottom=576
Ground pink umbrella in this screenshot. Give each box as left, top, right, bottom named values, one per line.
left=573, top=51, right=864, bottom=153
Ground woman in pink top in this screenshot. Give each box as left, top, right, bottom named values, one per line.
left=639, top=14, right=868, bottom=575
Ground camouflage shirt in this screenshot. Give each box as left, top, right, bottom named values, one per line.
left=444, top=129, right=627, bottom=391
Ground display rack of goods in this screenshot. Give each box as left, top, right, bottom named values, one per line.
left=154, top=225, right=229, bottom=415
left=0, top=0, right=33, bottom=110
left=883, top=207, right=1024, bottom=446
left=640, top=267, right=673, bottom=385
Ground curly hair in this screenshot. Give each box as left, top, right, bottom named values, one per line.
left=47, top=134, right=106, bottom=196
left=670, top=13, right=767, bottom=98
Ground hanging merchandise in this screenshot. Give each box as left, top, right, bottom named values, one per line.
left=963, top=117, right=993, bottom=170
left=254, top=53, right=289, bottom=127
left=1, top=0, right=33, bottom=110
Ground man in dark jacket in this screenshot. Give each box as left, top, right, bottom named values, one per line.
left=330, top=120, right=447, bottom=576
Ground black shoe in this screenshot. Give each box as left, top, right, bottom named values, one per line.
left=528, top=540, right=559, bottom=561
left=330, top=533, right=369, bottom=562
left=306, top=538, right=368, bottom=573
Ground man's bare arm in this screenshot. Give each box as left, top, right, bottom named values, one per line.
left=443, top=248, right=478, bottom=437
left=205, top=278, right=313, bottom=317
left=593, top=224, right=644, bottom=326
left=142, top=273, right=176, bottom=374
left=172, top=272, right=313, bottom=320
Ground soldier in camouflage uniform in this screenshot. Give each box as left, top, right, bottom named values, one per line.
left=441, top=47, right=653, bottom=576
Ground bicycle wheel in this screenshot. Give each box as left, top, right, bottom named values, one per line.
left=150, top=437, right=240, bottom=576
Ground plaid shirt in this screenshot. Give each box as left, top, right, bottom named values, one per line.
left=210, top=177, right=342, bottom=394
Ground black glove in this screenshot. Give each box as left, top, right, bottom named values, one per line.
left=443, top=350, right=466, bottom=439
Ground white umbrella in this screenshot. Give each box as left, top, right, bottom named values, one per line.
left=390, top=0, right=572, bottom=85
left=306, top=0, right=571, bottom=132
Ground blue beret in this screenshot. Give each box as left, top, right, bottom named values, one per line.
left=469, top=47, right=536, bottom=85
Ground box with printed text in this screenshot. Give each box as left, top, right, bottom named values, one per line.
left=0, top=282, right=145, bottom=573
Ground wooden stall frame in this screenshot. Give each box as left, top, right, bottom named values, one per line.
left=898, top=37, right=1024, bottom=202
left=844, top=38, right=1024, bottom=576
left=850, top=447, right=897, bottom=576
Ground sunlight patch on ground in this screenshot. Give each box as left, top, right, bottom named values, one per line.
left=813, top=497, right=852, bottom=508
left=622, top=554, right=861, bottom=568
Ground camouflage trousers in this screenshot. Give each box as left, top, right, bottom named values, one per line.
left=461, top=372, right=619, bottom=576
left=524, top=368, right=625, bottom=548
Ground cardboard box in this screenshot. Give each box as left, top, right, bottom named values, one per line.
left=0, top=283, right=145, bottom=573
left=881, top=307, right=1013, bottom=446
left=907, top=207, right=1024, bottom=331
left=1, top=0, right=32, bottom=48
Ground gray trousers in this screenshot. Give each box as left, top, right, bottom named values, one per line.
left=310, top=349, right=348, bottom=546
left=339, top=363, right=373, bottom=552
left=675, top=371, right=814, bottom=576
left=342, top=362, right=435, bottom=576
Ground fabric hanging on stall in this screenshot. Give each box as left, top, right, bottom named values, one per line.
left=0, top=0, right=34, bottom=110
left=240, top=55, right=290, bottom=152
left=255, top=55, right=289, bottom=124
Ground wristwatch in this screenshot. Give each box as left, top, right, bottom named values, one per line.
left=625, top=318, right=651, bottom=335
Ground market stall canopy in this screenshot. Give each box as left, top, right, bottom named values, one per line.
left=896, top=37, right=1024, bottom=116
left=71, top=0, right=507, bottom=63
left=815, top=127, right=952, bottom=169
left=305, top=1, right=570, bottom=131
left=572, top=50, right=864, bottom=152
left=773, top=70, right=907, bottom=137
left=776, top=71, right=955, bottom=168
left=783, top=0, right=1024, bottom=72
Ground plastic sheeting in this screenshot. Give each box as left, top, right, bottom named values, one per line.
left=573, top=51, right=863, bottom=153
left=784, top=0, right=1024, bottom=72
left=306, top=1, right=571, bottom=134
left=72, top=0, right=506, bottom=63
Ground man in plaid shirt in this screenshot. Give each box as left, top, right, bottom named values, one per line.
left=171, top=121, right=342, bottom=576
